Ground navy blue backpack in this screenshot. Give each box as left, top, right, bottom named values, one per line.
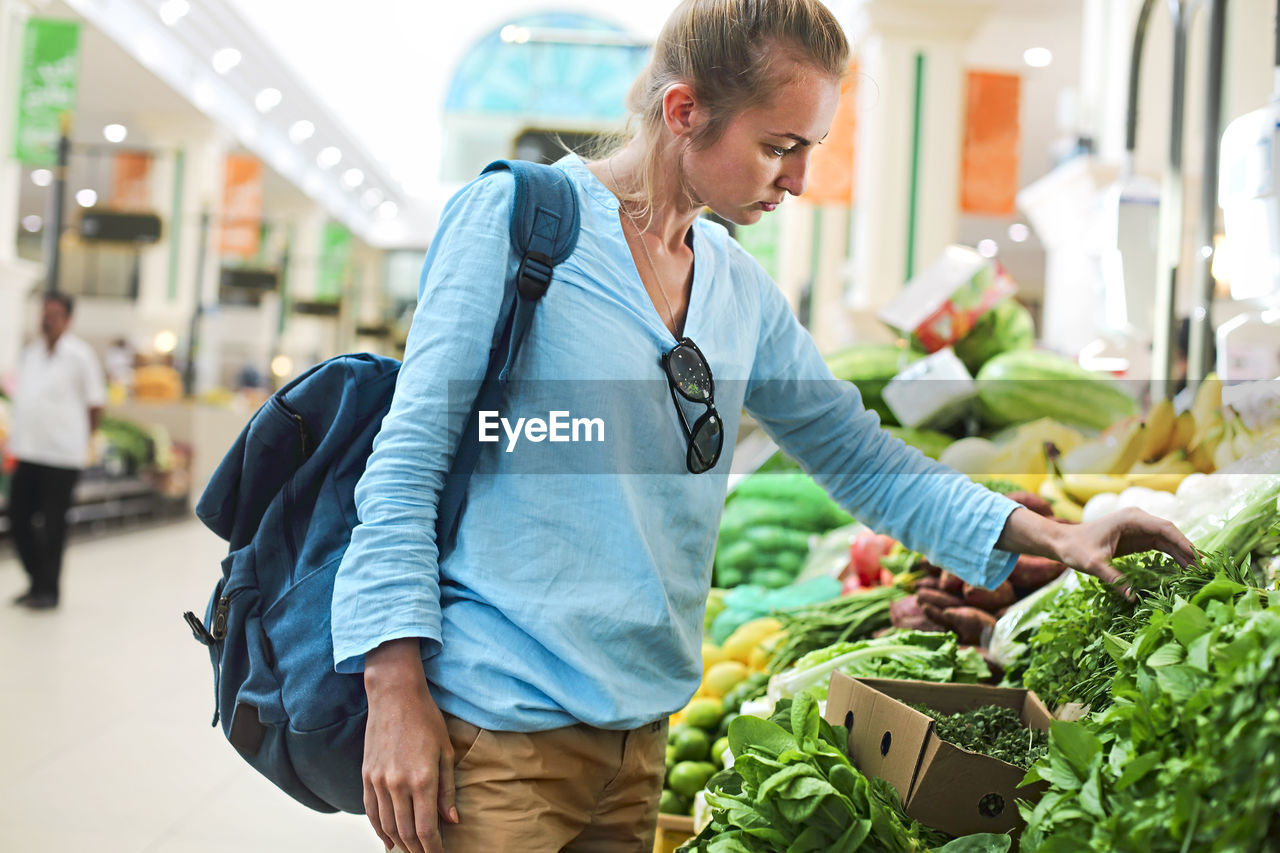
left=184, top=160, right=580, bottom=814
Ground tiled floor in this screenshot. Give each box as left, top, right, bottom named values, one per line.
left=0, top=516, right=381, bottom=852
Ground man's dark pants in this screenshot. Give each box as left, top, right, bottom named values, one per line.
left=9, top=461, right=80, bottom=602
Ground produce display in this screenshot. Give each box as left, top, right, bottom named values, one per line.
left=671, top=290, right=1280, bottom=851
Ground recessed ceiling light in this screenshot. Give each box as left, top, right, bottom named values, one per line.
left=212, top=48, right=241, bottom=74
left=378, top=201, right=399, bottom=220
left=289, top=120, right=315, bottom=144
left=103, top=123, right=127, bottom=143
left=317, top=146, right=341, bottom=169
left=255, top=88, right=282, bottom=113
left=362, top=188, right=384, bottom=209
left=21, top=214, right=42, bottom=232
left=977, top=239, right=999, bottom=258
left=75, top=189, right=98, bottom=208
left=30, top=169, right=52, bottom=187
left=1008, top=223, right=1030, bottom=243
left=159, top=0, right=189, bottom=26
left=1023, top=47, right=1052, bottom=68
left=341, top=168, right=364, bottom=189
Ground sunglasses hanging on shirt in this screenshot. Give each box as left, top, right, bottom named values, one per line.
left=660, top=338, right=724, bottom=474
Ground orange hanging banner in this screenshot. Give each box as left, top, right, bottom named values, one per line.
left=804, top=60, right=857, bottom=205
left=109, top=151, right=151, bottom=211
left=959, top=71, right=1021, bottom=216
left=220, top=153, right=263, bottom=258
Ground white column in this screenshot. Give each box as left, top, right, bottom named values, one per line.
left=847, top=0, right=995, bottom=313
left=277, top=204, right=335, bottom=374
left=0, top=0, right=43, bottom=380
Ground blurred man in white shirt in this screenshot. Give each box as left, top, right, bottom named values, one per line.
left=9, top=294, right=106, bottom=610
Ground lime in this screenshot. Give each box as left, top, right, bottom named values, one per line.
left=659, top=788, right=690, bottom=816
left=670, top=727, right=710, bottom=762
left=668, top=760, right=718, bottom=798
left=711, top=736, right=731, bottom=768
left=683, top=697, right=723, bottom=732
left=715, top=711, right=740, bottom=740
left=665, top=744, right=677, bottom=766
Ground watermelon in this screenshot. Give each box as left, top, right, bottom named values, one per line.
left=825, top=344, right=924, bottom=426
left=953, top=298, right=1035, bottom=374
left=883, top=426, right=953, bottom=460
left=975, top=349, right=1139, bottom=431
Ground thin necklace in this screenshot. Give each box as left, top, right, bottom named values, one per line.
left=607, top=158, right=680, bottom=336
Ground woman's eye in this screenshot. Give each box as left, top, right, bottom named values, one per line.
left=768, top=145, right=793, bottom=157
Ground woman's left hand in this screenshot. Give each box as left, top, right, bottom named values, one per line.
left=998, top=506, right=1198, bottom=589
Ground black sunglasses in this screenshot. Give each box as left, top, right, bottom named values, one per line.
left=660, top=338, right=724, bottom=474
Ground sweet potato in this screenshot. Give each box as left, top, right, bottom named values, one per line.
left=897, top=613, right=946, bottom=632
left=935, top=606, right=997, bottom=645
left=1007, top=490, right=1053, bottom=517
left=919, top=561, right=944, bottom=577
left=939, top=571, right=965, bottom=595
left=914, top=575, right=941, bottom=591
left=962, top=580, right=1016, bottom=612
left=890, top=595, right=925, bottom=628
left=916, top=587, right=966, bottom=610
left=1009, top=555, right=1068, bottom=589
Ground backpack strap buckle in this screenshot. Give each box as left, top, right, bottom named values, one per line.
left=183, top=610, right=215, bottom=646
left=516, top=251, right=553, bottom=301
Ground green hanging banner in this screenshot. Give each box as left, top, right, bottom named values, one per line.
left=13, top=18, right=81, bottom=165
left=316, top=221, right=352, bottom=302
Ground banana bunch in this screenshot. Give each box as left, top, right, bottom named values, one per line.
left=1038, top=386, right=1228, bottom=514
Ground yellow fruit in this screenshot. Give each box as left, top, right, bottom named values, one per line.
left=722, top=617, right=783, bottom=663
left=702, top=660, right=750, bottom=698
left=747, top=630, right=789, bottom=672
left=701, top=643, right=729, bottom=670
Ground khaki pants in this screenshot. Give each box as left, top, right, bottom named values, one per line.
left=439, top=714, right=668, bottom=852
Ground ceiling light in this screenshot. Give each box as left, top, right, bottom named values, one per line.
left=159, top=0, right=189, bottom=26
left=154, top=330, right=178, bottom=354
left=500, top=25, right=531, bottom=44
left=212, top=48, right=241, bottom=74
left=271, top=355, right=294, bottom=378
left=103, top=123, right=127, bottom=143
left=30, top=169, right=52, bottom=187
left=341, top=168, right=364, bottom=189
left=289, top=120, right=315, bottom=144
left=977, top=239, right=998, bottom=258
left=1023, top=47, right=1052, bottom=68
left=317, top=146, right=341, bottom=169
left=378, top=201, right=399, bottom=220
left=362, top=188, right=384, bottom=209
left=21, top=214, right=42, bottom=232
left=303, top=173, right=324, bottom=199
left=75, top=189, right=98, bottom=208
left=255, top=88, right=282, bottom=113
left=1008, top=223, right=1030, bottom=243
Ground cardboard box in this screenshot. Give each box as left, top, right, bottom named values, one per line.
left=878, top=245, right=1016, bottom=352
left=822, top=674, right=1051, bottom=837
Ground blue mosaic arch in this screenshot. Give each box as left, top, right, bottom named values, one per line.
left=444, top=11, right=650, bottom=120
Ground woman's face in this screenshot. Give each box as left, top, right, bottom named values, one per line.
left=682, top=61, right=841, bottom=226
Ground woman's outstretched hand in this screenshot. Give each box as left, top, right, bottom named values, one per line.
left=997, top=505, right=1197, bottom=589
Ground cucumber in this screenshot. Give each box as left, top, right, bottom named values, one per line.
left=975, top=349, right=1138, bottom=431
left=737, top=524, right=812, bottom=554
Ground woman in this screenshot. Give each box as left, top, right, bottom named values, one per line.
left=334, top=1, right=1196, bottom=851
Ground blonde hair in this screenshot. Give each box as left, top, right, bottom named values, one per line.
left=606, top=0, right=849, bottom=217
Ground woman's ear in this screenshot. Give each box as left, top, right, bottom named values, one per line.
left=662, top=82, right=705, bottom=139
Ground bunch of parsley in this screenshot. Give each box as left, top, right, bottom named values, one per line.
left=1019, top=577, right=1280, bottom=851
left=909, top=704, right=1048, bottom=769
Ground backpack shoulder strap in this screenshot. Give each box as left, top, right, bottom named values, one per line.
left=435, top=160, right=580, bottom=555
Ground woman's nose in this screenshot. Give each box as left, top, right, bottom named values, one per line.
left=777, top=153, right=810, bottom=196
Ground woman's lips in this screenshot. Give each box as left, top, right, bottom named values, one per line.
left=760, top=202, right=778, bottom=211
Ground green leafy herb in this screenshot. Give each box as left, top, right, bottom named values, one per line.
left=1020, top=581, right=1280, bottom=851
left=909, top=704, right=1048, bottom=769
left=767, top=585, right=904, bottom=674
